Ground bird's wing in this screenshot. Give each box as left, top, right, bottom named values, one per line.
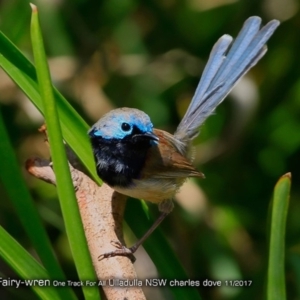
left=174, top=16, right=279, bottom=143
left=141, top=129, right=204, bottom=179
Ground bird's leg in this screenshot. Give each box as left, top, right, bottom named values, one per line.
left=98, top=200, right=173, bottom=262
left=98, top=212, right=169, bottom=262
left=129, top=211, right=168, bottom=252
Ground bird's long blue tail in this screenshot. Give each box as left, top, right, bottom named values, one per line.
left=175, top=16, right=280, bottom=143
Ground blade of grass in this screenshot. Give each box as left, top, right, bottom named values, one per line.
left=0, top=30, right=100, bottom=184
left=267, top=172, right=291, bottom=300
left=0, top=108, right=76, bottom=300
left=0, top=226, right=60, bottom=300
left=30, top=4, right=100, bottom=300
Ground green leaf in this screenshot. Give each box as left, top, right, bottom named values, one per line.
left=30, top=5, right=100, bottom=300
left=0, top=27, right=100, bottom=185
left=0, top=226, right=60, bottom=300
left=267, top=173, right=291, bottom=300
left=0, top=107, right=76, bottom=300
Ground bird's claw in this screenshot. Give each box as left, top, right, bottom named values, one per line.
left=110, top=240, right=126, bottom=249
left=98, top=240, right=136, bottom=263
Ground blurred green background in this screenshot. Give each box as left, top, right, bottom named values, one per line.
left=0, top=0, right=299, bottom=299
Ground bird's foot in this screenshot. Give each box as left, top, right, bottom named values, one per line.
left=98, top=240, right=136, bottom=263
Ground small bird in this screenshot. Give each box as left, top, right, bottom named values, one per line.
left=89, top=16, right=279, bottom=259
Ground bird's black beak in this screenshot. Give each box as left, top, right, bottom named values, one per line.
left=133, top=132, right=159, bottom=143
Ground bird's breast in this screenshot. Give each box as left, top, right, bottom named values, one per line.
left=91, top=135, right=151, bottom=187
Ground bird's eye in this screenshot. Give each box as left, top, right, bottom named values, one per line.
left=121, top=122, right=131, bottom=132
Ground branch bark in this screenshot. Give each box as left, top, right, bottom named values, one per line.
left=26, top=150, right=146, bottom=299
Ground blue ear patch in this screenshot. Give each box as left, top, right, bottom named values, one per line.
left=93, top=130, right=102, bottom=137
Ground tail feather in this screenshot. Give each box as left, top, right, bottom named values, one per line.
left=175, top=16, right=279, bottom=143
left=208, top=17, right=262, bottom=89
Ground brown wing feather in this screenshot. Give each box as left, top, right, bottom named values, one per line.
left=141, top=129, right=204, bottom=179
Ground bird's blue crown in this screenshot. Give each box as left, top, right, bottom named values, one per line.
left=89, top=107, right=154, bottom=140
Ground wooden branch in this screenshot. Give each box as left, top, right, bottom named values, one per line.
left=26, top=154, right=146, bottom=299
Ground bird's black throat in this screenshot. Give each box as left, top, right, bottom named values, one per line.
left=90, top=133, right=153, bottom=187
